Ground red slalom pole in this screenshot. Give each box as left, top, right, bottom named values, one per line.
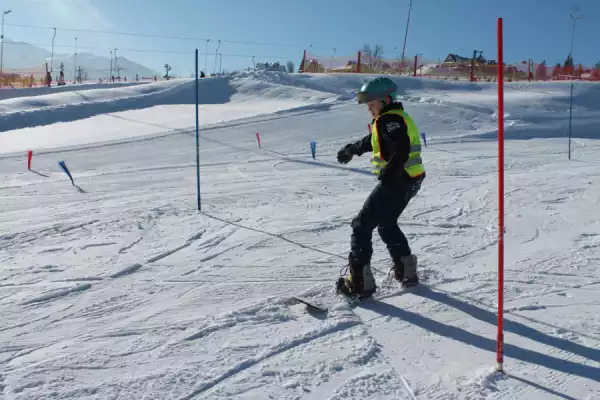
left=27, top=150, right=33, bottom=170
left=496, top=17, right=505, bottom=374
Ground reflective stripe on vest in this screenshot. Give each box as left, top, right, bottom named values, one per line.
left=370, top=109, right=425, bottom=178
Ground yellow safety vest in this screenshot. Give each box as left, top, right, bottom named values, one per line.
left=370, top=109, right=425, bottom=178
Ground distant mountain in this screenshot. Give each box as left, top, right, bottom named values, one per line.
left=1, top=38, right=160, bottom=80
left=1, top=39, right=52, bottom=70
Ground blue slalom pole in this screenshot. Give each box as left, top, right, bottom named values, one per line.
left=568, top=82, right=573, bottom=160
left=195, top=49, right=201, bottom=211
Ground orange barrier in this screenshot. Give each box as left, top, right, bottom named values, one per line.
left=0, top=66, right=47, bottom=88
left=299, top=50, right=424, bottom=75
left=298, top=50, right=600, bottom=82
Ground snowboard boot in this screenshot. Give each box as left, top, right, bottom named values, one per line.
left=336, top=254, right=377, bottom=299
left=391, top=254, right=419, bottom=287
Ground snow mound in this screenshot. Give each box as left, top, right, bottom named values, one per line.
left=0, top=81, right=150, bottom=102
left=0, top=72, right=347, bottom=135
left=1, top=71, right=600, bottom=154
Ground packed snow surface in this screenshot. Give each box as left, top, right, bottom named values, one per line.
left=1, top=71, right=599, bottom=399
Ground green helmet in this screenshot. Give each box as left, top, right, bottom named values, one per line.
left=356, top=76, right=398, bottom=104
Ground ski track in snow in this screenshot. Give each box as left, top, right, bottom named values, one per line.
left=1, top=73, right=600, bottom=399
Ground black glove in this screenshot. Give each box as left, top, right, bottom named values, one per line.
left=337, top=144, right=354, bottom=164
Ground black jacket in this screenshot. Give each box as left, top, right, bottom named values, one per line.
left=348, top=102, right=418, bottom=181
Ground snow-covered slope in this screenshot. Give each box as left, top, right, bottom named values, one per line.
left=0, top=72, right=353, bottom=152
left=3, top=71, right=600, bottom=153
left=0, top=72, right=599, bottom=399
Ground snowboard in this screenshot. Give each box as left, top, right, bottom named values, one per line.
left=293, top=273, right=421, bottom=315
left=293, top=296, right=328, bottom=313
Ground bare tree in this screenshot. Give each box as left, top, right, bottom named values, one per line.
left=361, top=44, right=384, bottom=72
left=563, top=55, right=573, bottom=68
left=286, top=60, right=295, bottom=73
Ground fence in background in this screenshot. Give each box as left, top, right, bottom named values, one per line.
left=2, top=47, right=600, bottom=89
left=0, top=66, right=156, bottom=88
left=0, top=66, right=47, bottom=88
left=299, top=50, right=600, bottom=82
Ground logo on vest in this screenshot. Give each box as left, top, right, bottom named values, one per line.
left=385, top=121, right=402, bottom=132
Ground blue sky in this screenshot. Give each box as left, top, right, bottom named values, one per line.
left=2, top=0, right=598, bottom=75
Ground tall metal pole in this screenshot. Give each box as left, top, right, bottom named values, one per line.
left=73, top=37, right=78, bottom=83
left=330, top=48, right=336, bottom=71
left=567, top=12, right=582, bottom=161
left=50, top=28, right=56, bottom=72
left=114, top=48, right=119, bottom=79
left=568, top=14, right=581, bottom=61
left=213, top=40, right=221, bottom=76
left=1, top=10, right=12, bottom=74
left=109, top=50, right=113, bottom=80
left=204, top=39, right=209, bottom=74
left=219, top=53, right=222, bottom=75
left=0, top=13, right=3, bottom=74
left=400, top=0, right=413, bottom=75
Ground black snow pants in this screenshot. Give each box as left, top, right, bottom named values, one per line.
left=350, top=174, right=424, bottom=264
